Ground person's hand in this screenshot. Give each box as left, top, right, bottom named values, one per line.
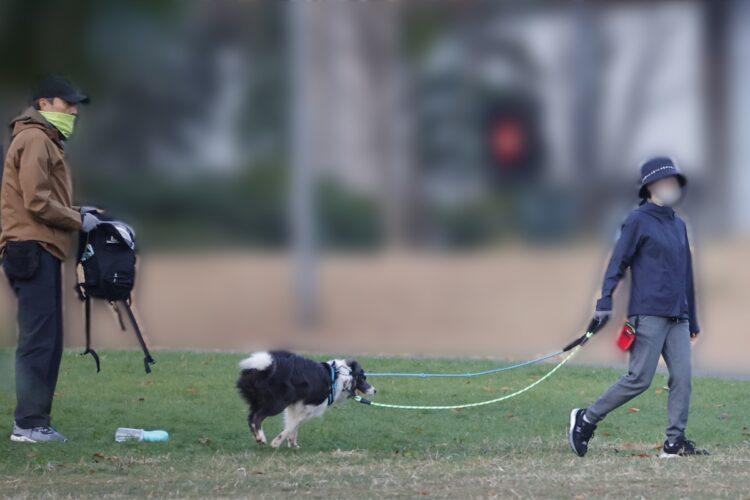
left=81, top=212, right=101, bottom=232
left=690, top=331, right=700, bottom=344
left=594, top=310, right=611, bottom=321
left=589, top=310, right=611, bottom=333
left=79, top=206, right=103, bottom=214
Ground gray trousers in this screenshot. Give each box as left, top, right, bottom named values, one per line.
left=585, top=315, right=692, bottom=443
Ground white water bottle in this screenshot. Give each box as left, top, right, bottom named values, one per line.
left=115, top=427, right=169, bottom=443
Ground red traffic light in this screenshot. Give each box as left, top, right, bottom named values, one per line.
left=490, top=118, right=526, bottom=167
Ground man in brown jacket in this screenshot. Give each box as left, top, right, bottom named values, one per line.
left=0, top=76, right=100, bottom=443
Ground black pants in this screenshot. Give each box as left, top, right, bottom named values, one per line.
left=2, top=242, right=63, bottom=429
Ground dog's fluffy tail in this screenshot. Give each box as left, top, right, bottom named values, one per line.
left=238, top=351, right=274, bottom=372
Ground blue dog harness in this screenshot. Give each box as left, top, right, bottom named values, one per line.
left=327, top=362, right=337, bottom=406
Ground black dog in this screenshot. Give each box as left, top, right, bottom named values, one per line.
left=236, top=350, right=376, bottom=448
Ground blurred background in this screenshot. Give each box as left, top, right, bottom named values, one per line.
left=1, top=0, right=748, bottom=374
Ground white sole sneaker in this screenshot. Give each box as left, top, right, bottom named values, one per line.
left=10, top=434, right=37, bottom=443
left=567, top=408, right=580, bottom=454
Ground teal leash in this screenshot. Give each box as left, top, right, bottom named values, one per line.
left=366, top=318, right=602, bottom=380
left=366, top=350, right=564, bottom=379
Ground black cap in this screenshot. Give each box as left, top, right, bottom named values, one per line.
left=31, top=75, right=90, bottom=105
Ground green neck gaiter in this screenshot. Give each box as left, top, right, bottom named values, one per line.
left=39, top=111, right=76, bottom=139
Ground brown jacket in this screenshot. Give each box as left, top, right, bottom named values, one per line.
left=0, top=107, right=81, bottom=260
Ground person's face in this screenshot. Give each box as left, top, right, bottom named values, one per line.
left=38, top=97, right=78, bottom=116
left=649, top=176, right=680, bottom=193
left=648, top=176, right=682, bottom=206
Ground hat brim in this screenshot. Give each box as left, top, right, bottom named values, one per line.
left=61, top=92, right=90, bottom=105
left=639, top=172, right=687, bottom=199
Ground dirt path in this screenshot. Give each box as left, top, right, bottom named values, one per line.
left=1, top=240, right=748, bottom=374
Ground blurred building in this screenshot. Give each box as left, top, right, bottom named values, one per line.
left=289, top=1, right=744, bottom=246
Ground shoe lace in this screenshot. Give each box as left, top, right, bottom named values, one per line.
left=577, top=419, right=596, bottom=442
left=666, top=437, right=697, bottom=453
left=582, top=426, right=595, bottom=442
left=33, top=426, right=55, bottom=435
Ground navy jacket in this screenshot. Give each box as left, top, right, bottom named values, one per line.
left=596, top=202, right=699, bottom=334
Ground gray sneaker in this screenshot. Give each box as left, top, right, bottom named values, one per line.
left=11, top=422, right=67, bottom=443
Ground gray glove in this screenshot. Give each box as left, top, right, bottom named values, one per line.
left=594, top=310, right=611, bottom=321
left=81, top=213, right=101, bottom=232
left=589, top=309, right=611, bottom=333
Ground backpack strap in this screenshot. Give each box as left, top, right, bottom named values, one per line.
left=80, top=295, right=101, bottom=373
left=122, top=299, right=155, bottom=374
left=111, top=301, right=127, bottom=331
left=73, top=281, right=86, bottom=302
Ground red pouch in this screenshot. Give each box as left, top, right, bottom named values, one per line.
left=617, top=322, right=636, bottom=351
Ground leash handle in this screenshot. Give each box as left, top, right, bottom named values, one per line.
left=562, top=317, right=607, bottom=352
left=587, top=317, right=601, bottom=334
left=562, top=330, right=595, bottom=352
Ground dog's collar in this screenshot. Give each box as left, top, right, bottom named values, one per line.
left=327, top=362, right=337, bottom=406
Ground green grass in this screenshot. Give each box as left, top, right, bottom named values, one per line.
left=1, top=350, right=749, bottom=497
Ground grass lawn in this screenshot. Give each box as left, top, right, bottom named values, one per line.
left=1, top=349, right=749, bottom=498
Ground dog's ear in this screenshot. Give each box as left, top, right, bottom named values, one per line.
left=346, top=359, right=361, bottom=375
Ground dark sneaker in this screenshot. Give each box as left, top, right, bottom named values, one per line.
left=659, top=437, right=709, bottom=458
left=568, top=408, right=596, bottom=457
left=10, top=422, right=67, bottom=443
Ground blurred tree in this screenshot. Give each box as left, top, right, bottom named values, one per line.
left=0, top=0, right=181, bottom=89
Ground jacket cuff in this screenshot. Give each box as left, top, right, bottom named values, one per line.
left=595, top=296, right=613, bottom=312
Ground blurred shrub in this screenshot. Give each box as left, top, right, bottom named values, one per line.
left=425, top=186, right=578, bottom=248
left=78, top=161, right=288, bottom=250
left=516, top=186, right=579, bottom=243
left=427, top=194, right=514, bottom=248
left=78, top=164, right=385, bottom=250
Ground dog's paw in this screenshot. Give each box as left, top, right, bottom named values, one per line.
left=254, top=429, right=267, bottom=445
left=270, top=434, right=286, bottom=448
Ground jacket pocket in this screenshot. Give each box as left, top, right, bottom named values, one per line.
left=1, top=241, right=41, bottom=281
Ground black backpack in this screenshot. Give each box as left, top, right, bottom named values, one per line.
left=75, top=212, right=155, bottom=373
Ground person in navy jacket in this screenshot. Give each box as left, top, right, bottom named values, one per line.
left=568, top=157, right=708, bottom=458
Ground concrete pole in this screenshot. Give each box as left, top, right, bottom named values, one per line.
left=571, top=0, right=599, bottom=177
left=704, top=0, right=730, bottom=233
left=289, top=1, right=318, bottom=328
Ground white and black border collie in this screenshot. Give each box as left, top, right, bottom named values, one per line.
left=236, top=350, right=376, bottom=448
